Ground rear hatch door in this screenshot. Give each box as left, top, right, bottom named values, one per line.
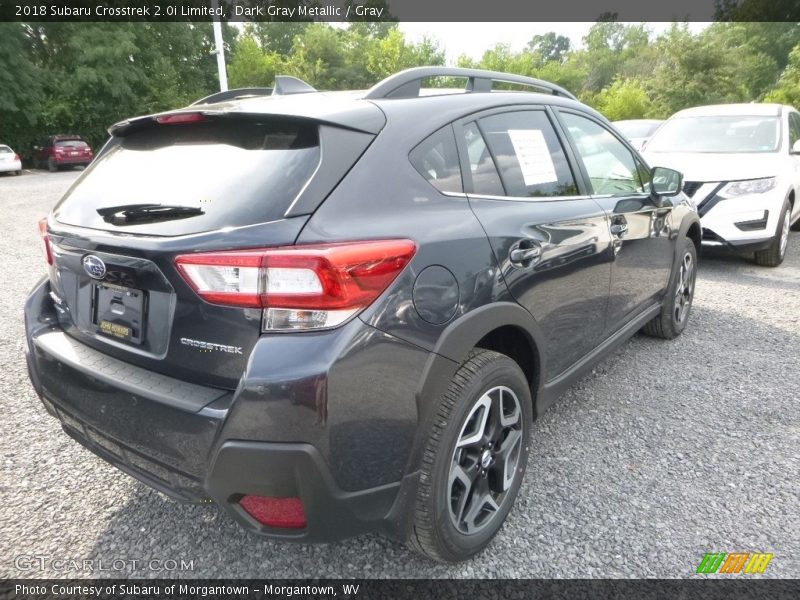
left=47, top=112, right=378, bottom=389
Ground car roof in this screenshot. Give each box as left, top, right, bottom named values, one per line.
left=671, top=103, right=784, bottom=118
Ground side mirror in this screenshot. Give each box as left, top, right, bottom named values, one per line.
left=791, top=140, right=800, bottom=154
left=651, top=166, right=683, bottom=198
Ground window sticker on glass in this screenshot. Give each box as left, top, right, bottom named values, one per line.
left=507, top=129, right=559, bottom=186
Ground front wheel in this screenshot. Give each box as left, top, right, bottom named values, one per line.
left=408, top=349, right=532, bottom=563
left=642, top=238, right=697, bottom=340
left=754, top=203, right=791, bottom=267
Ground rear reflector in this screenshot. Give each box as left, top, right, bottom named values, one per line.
left=175, top=240, right=416, bottom=330
left=155, top=112, right=208, bottom=125
left=38, top=218, right=53, bottom=265
left=239, top=495, right=306, bottom=529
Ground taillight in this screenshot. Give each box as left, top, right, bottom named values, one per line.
left=13, top=154, right=20, bottom=161
left=54, top=147, right=64, bottom=154
left=38, top=218, right=53, bottom=265
left=175, top=240, right=416, bottom=331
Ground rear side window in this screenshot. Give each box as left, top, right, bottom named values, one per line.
left=463, top=122, right=505, bottom=196
left=409, top=126, right=463, bottom=193
left=54, top=119, right=321, bottom=236
left=475, top=111, right=578, bottom=198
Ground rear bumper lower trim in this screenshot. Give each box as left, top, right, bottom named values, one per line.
left=33, top=330, right=226, bottom=412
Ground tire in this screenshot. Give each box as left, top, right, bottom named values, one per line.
left=408, top=349, right=532, bottom=562
left=15, top=170, right=21, bottom=176
left=48, top=158, right=57, bottom=173
left=755, top=203, right=791, bottom=267
left=642, top=237, right=697, bottom=340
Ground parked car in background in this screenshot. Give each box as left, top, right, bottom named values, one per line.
left=26, top=67, right=699, bottom=563
left=0, top=144, right=22, bottom=175
left=32, top=135, right=94, bottom=172
left=644, top=104, right=800, bottom=267
left=613, top=119, right=663, bottom=150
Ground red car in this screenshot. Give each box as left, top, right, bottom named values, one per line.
left=33, top=135, right=93, bottom=172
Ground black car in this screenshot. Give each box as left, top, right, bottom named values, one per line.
left=25, top=67, right=700, bottom=562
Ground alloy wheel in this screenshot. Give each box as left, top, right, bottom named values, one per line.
left=674, top=251, right=695, bottom=324
left=448, top=385, right=523, bottom=535
left=779, top=208, right=790, bottom=259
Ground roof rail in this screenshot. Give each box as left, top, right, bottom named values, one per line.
left=364, top=67, right=577, bottom=101
left=192, top=88, right=273, bottom=106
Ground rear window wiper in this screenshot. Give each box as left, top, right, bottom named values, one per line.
left=97, top=203, right=204, bottom=225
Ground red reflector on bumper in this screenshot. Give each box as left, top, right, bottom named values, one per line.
left=240, top=495, right=306, bottom=529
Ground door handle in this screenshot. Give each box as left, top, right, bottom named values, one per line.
left=610, top=222, right=628, bottom=237
left=509, top=242, right=542, bottom=266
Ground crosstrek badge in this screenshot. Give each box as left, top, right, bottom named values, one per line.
left=180, top=337, right=243, bottom=355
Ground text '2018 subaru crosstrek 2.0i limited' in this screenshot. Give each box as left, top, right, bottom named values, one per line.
left=26, top=67, right=700, bottom=562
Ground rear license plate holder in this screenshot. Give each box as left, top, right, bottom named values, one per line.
left=92, top=282, right=146, bottom=345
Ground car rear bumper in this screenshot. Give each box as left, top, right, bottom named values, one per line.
left=0, top=160, right=21, bottom=172
left=25, top=277, right=427, bottom=542
left=54, top=157, right=92, bottom=166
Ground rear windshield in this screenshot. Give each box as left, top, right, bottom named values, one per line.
left=0, top=146, right=11, bottom=153
left=54, top=119, right=321, bottom=236
left=56, top=140, right=88, bottom=148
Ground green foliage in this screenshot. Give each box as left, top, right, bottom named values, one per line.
left=593, top=78, right=654, bottom=120
left=0, top=24, right=43, bottom=154
left=228, top=36, right=284, bottom=88
left=2, top=18, right=800, bottom=163
left=765, top=43, right=800, bottom=108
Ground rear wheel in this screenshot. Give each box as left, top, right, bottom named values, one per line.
left=755, top=203, right=791, bottom=267
left=408, top=349, right=531, bottom=562
left=642, top=237, right=697, bottom=340
left=15, top=170, right=21, bottom=176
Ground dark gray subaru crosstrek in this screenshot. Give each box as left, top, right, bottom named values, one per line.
left=25, top=67, right=700, bottom=562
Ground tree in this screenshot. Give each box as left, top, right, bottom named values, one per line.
left=593, top=78, right=654, bottom=120
left=527, top=32, right=571, bottom=64
left=0, top=23, right=42, bottom=155
left=227, top=35, right=283, bottom=88
left=765, top=43, right=800, bottom=108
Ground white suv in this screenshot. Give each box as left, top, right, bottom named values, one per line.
left=644, top=103, right=800, bottom=266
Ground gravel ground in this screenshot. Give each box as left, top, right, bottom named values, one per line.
left=0, top=170, right=798, bottom=579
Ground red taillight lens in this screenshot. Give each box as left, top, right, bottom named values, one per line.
left=54, top=147, right=64, bottom=154
left=13, top=154, right=20, bottom=161
left=38, top=218, right=53, bottom=265
left=155, top=112, right=208, bottom=125
left=175, top=240, right=416, bottom=330
left=239, top=495, right=306, bottom=529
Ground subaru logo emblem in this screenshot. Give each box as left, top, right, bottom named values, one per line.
left=82, top=255, right=106, bottom=280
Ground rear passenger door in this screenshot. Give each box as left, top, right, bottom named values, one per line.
left=456, top=107, right=613, bottom=379
left=555, top=110, right=674, bottom=332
